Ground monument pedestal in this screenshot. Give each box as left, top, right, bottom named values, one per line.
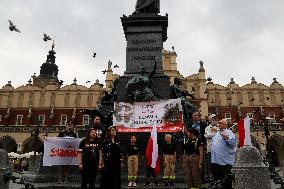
left=118, top=13, right=170, bottom=101
left=232, top=146, right=271, bottom=189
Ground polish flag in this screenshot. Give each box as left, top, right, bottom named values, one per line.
left=145, top=124, right=160, bottom=176
left=237, top=116, right=252, bottom=147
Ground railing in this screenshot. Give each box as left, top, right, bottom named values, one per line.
left=0, top=125, right=84, bottom=133
left=202, top=173, right=234, bottom=189
left=263, top=157, right=284, bottom=189
left=251, top=124, right=284, bottom=132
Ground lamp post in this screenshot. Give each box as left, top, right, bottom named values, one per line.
left=30, top=118, right=42, bottom=156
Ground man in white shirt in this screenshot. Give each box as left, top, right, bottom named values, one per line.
left=204, top=114, right=218, bottom=181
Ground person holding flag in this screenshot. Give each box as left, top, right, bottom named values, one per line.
left=144, top=124, right=160, bottom=186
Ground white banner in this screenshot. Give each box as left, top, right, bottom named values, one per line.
left=43, top=137, right=82, bottom=166
left=113, top=99, right=183, bottom=132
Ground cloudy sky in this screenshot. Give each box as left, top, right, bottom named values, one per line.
left=0, top=0, right=284, bottom=88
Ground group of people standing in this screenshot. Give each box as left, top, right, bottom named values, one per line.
left=185, top=112, right=237, bottom=189
left=57, top=111, right=237, bottom=189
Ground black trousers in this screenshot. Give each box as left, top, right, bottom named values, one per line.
left=211, top=163, right=232, bottom=189
left=81, top=167, right=97, bottom=189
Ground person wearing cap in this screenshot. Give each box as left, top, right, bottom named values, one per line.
left=162, top=133, right=176, bottom=186
left=57, top=121, right=77, bottom=184
left=204, top=114, right=218, bottom=182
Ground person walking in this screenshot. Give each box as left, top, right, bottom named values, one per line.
left=78, top=128, right=102, bottom=189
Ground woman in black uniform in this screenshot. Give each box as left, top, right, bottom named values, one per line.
left=78, top=128, right=102, bottom=189
left=100, top=126, right=123, bottom=189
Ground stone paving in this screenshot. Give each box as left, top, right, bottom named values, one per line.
left=8, top=169, right=284, bottom=189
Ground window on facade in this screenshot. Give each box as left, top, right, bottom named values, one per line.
left=247, top=113, right=253, bottom=118
left=268, top=114, right=276, bottom=123
left=60, top=115, right=67, bottom=125
left=16, top=115, right=23, bottom=125
left=38, top=115, right=45, bottom=125
left=225, top=113, right=231, bottom=119
left=83, top=115, right=89, bottom=126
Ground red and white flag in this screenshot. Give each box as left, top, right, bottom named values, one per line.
left=145, top=124, right=160, bottom=176
left=237, top=116, right=252, bottom=147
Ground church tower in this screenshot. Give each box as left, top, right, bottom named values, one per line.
left=33, top=42, right=62, bottom=88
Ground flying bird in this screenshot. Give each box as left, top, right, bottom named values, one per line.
left=86, top=81, right=91, bottom=83
left=8, top=20, right=20, bottom=33
left=102, top=70, right=107, bottom=74
left=59, top=80, right=64, bottom=85
left=93, top=52, right=96, bottom=58
left=114, top=64, right=119, bottom=68
left=43, top=33, right=52, bottom=41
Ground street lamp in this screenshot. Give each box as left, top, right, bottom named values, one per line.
left=30, top=117, right=42, bottom=156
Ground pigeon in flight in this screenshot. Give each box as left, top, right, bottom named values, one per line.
left=86, top=81, right=91, bottom=83
left=102, top=70, right=107, bottom=74
left=8, top=20, right=20, bottom=33
left=93, top=52, right=96, bottom=58
left=114, top=64, right=119, bottom=68
left=43, top=33, right=52, bottom=41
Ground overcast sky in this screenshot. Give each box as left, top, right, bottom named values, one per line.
left=0, top=0, right=284, bottom=88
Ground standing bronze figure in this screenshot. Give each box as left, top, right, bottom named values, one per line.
left=135, top=0, right=160, bottom=13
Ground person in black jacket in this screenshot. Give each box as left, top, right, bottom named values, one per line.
left=100, top=126, right=123, bottom=189
left=78, top=128, right=102, bottom=189
left=57, top=121, right=77, bottom=184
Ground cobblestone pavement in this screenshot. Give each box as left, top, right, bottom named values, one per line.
left=8, top=169, right=284, bottom=189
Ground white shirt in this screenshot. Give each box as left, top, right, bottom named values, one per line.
left=204, top=124, right=217, bottom=153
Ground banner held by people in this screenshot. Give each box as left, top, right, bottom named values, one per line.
left=113, top=98, right=183, bottom=132
left=43, top=137, right=82, bottom=166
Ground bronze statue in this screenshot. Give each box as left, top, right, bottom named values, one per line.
left=101, top=78, right=118, bottom=102
left=170, top=77, right=197, bottom=129
left=135, top=0, right=160, bottom=13
left=126, top=58, right=161, bottom=102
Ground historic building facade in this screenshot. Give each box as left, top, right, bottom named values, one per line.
left=1, top=47, right=284, bottom=165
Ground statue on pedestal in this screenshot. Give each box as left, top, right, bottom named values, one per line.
left=135, top=0, right=160, bottom=13
left=126, top=58, right=161, bottom=102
